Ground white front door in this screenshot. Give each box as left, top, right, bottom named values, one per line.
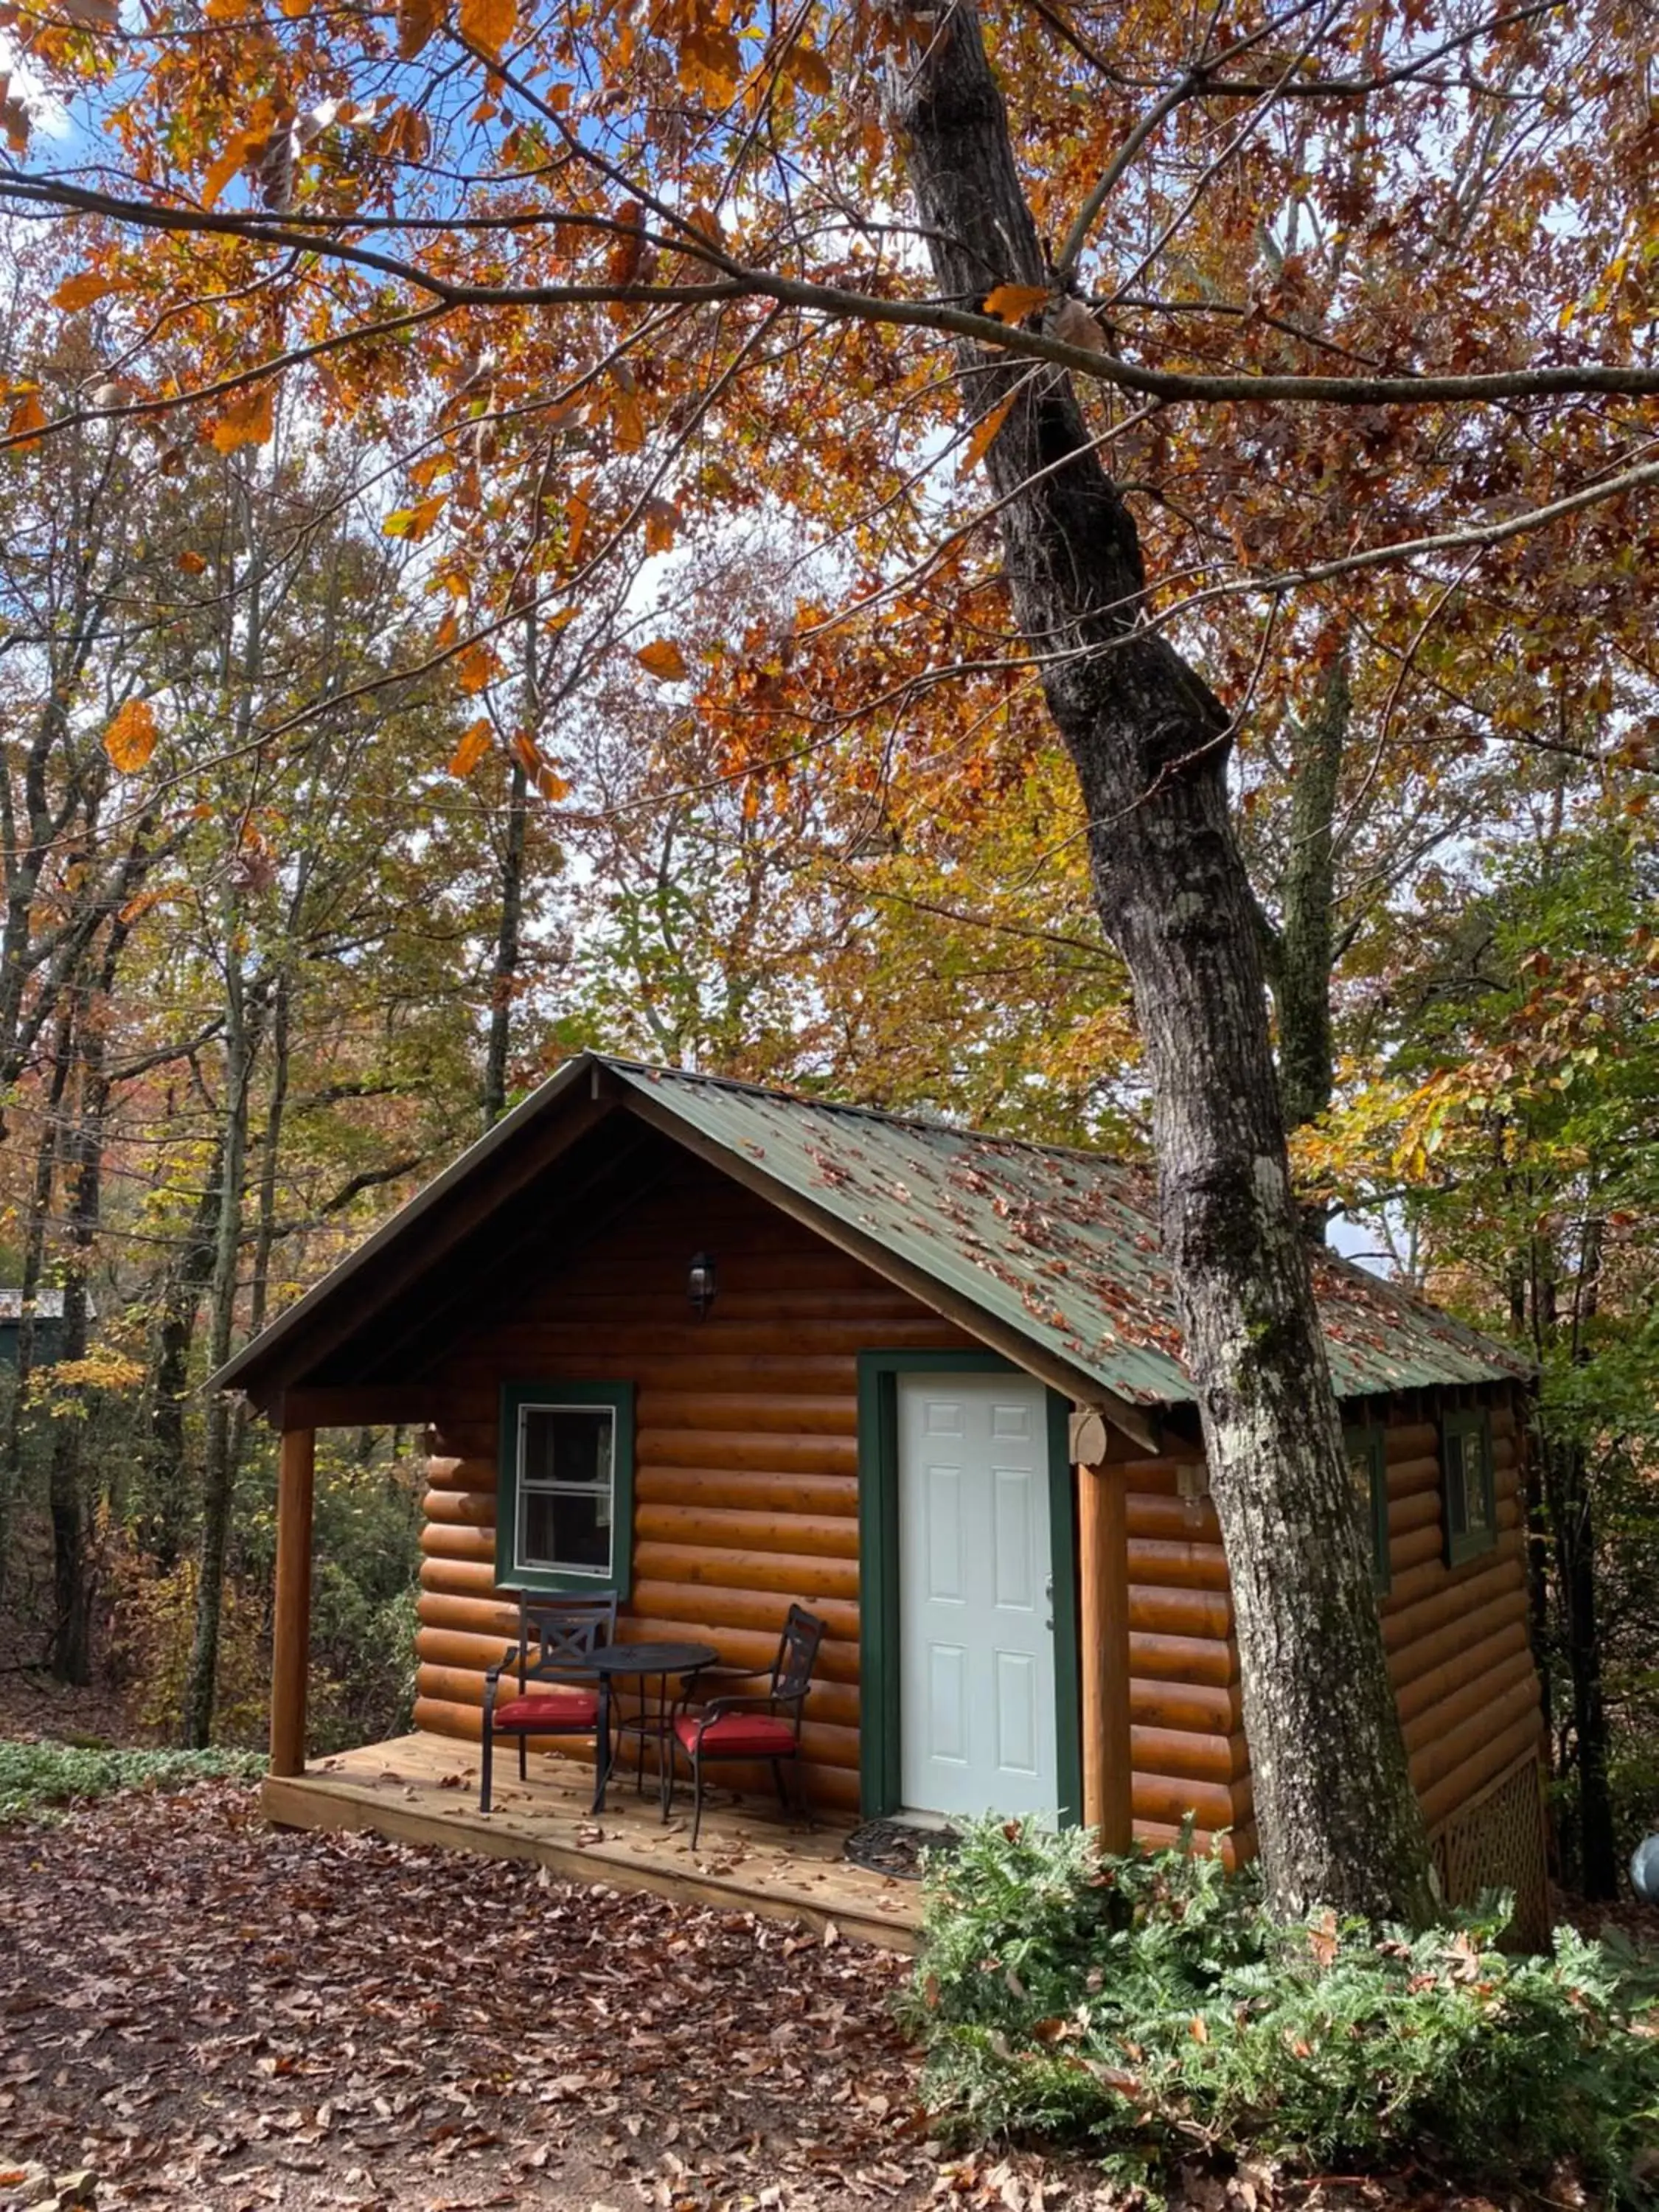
left=897, top=1372, right=1058, bottom=1820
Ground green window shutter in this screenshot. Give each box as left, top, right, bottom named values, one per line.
left=1441, top=1405, right=1497, bottom=1568
left=496, top=1381, right=636, bottom=1599
left=1343, top=1420, right=1391, bottom=1595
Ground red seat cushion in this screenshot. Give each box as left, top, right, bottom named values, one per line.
left=492, top=1691, right=599, bottom=1730
left=675, top=1711, right=797, bottom=1759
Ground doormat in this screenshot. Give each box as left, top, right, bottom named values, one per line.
left=842, top=1818, right=961, bottom=1882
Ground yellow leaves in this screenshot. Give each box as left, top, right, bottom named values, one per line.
left=781, top=39, right=832, bottom=95
left=176, top=549, right=208, bottom=575
left=434, top=606, right=462, bottom=652
left=959, top=392, right=1015, bottom=476
left=678, top=22, right=742, bottom=104
left=52, top=272, right=124, bottom=311
left=982, top=282, right=1049, bottom=324
left=637, top=638, right=689, bottom=682
left=104, top=697, right=159, bottom=773
left=202, top=131, right=254, bottom=210
left=456, top=640, right=498, bottom=694
left=447, top=718, right=492, bottom=777
left=458, top=0, right=514, bottom=58
left=209, top=383, right=274, bottom=453
left=383, top=492, right=448, bottom=540
left=7, top=391, right=48, bottom=448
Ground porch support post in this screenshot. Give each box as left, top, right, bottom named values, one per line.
left=270, top=1425, right=316, bottom=1778
left=1078, top=1457, right=1133, bottom=1852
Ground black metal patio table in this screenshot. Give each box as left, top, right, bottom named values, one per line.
left=588, top=1640, right=718, bottom=1813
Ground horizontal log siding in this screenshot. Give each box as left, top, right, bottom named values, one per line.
left=1114, top=1459, right=1252, bottom=1863
left=413, top=1164, right=972, bottom=1813
left=1109, top=1382, right=1540, bottom=1870
left=1378, top=1390, right=1545, bottom=1835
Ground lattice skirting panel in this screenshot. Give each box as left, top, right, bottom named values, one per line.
left=1429, top=1748, right=1551, bottom=1952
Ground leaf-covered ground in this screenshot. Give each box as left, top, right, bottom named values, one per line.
left=2, top=1766, right=1647, bottom=2212
left=0, top=1779, right=1123, bottom=2211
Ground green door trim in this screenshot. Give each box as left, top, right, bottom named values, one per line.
left=856, top=1349, right=1081, bottom=1826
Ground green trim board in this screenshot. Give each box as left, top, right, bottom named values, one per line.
left=1441, top=1403, right=1497, bottom=1568
left=1343, top=1419, right=1392, bottom=1594
left=856, top=1350, right=1082, bottom=1827
left=495, top=1380, right=637, bottom=1598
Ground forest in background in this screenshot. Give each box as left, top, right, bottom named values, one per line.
left=0, top=168, right=1654, bottom=1904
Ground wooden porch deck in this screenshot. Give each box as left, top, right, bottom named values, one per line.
left=262, top=1731, right=923, bottom=1952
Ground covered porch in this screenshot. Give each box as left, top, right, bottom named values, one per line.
left=262, top=1728, right=925, bottom=1952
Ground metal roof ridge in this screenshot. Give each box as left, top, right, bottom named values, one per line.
left=598, top=1052, right=1144, bottom=1170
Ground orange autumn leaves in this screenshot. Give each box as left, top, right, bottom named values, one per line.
left=445, top=717, right=569, bottom=798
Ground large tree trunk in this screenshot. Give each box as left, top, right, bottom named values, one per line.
left=897, top=3, right=1436, bottom=1922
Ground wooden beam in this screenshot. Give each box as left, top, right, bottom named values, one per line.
left=270, top=1427, right=316, bottom=1778
left=1078, top=1458, right=1133, bottom=1851
left=275, top=1387, right=439, bottom=1429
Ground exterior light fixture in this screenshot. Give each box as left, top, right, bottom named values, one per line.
left=688, top=1251, right=717, bottom=1318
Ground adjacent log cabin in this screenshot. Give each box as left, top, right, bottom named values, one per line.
left=218, top=1053, right=1549, bottom=1941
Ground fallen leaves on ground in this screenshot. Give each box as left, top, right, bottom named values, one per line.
left=0, top=1783, right=1112, bottom=2210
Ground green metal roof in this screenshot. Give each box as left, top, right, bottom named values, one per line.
left=608, top=1061, right=1529, bottom=1406
left=214, top=1051, right=1529, bottom=1408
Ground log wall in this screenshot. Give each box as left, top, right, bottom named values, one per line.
left=412, top=1158, right=971, bottom=1812
left=1110, top=1382, right=1543, bottom=1868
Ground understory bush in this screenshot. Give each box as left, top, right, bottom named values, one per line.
left=900, top=1817, right=1659, bottom=2199
left=0, top=1739, right=264, bottom=1823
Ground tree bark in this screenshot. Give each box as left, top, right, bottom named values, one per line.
left=182, top=917, right=255, bottom=1747
left=147, top=1133, right=224, bottom=1567
left=896, top=3, right=1436, bottom=1922
left=481, top=754, right=528, bottom=1130
left=1272, top=652, right=1348, bottom=1137
left=0, top=996, right=73, bottom=1615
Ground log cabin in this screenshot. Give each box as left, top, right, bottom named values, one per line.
left=218, top=1051, right=1551, bottom=1945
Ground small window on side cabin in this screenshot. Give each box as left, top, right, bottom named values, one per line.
left=1343, top=1420, right=1391, bottom=1593
left=497, top=1382, right=636, bottom=1597
left=1441, top=1405, right=1496, bottom=1568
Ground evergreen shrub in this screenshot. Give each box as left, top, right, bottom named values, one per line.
left=900, top=1817, right=1659, bottom=2197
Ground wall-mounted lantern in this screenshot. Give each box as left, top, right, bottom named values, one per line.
left=688, top=1251, right=717, bottom=1319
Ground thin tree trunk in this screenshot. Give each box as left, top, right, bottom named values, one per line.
left=147, top=1135, right=225, bottom=1567
left=182, top=922, right=254, bottom=1747
left=482, top=762, right=529, bottom=1130
left=1551, top=1211, right=1615, bottom=1896
left=229, top=971, right=289, bottom=1482
left=0, top=998, right=73, bottom=1615
left=1273, top=651, right=1348, bottom=1138
left=897, top=6, right=1435, bottom=1922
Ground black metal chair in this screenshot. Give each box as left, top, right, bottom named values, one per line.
left=479, top=1593, right=617, bottom=1814
left=661, top=1603, right=825, bottom=1847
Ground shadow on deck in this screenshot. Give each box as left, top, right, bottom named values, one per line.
left=262, top=1731, right=922, bottom=1953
